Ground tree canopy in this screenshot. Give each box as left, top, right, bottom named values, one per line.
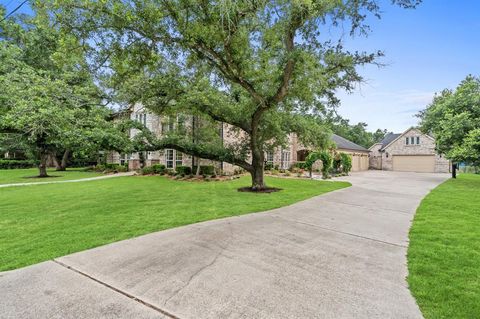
left=46, top=0, right=419, bottom=188
left=418, top=75, right=480, bottom=165
left=0, top=8, right=132, bottom=175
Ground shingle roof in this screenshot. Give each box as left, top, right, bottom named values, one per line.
left=379, top=133, right=401, bottom=150
left=331, top=134, right=369, bottom=152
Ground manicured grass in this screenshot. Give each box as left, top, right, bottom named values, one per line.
left=408, top=174, right=480, bottom=319
left=0, top=175, right=350, bottom=271
left=0, top=168, right=102, bottom=185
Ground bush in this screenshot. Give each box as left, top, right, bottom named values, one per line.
left=176, top=165, right=192, bottom=175
left=152, top=164, right=166, bottom=175
left=192, top=165, right=215, bottom=175
left=340, top=153, right=352, bottom=174
left=264, top=163, right=274, bottom=171
left=95, top=163, right=127, bottom=173
left=0, top=159, right=36, bottom=169
left=305, top=151, right=332, bottom=178
left=291, top=162, right=306, bottom=170
left=166, top=169, right=176, bottom=176
left=333, top=154, right=342, bottom=172
left=141, top=166, right=154, bottom=175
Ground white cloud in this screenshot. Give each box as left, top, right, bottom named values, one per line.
left=335, top=87, right=435, bottom=133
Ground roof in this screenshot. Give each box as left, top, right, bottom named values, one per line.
left=331, top=134, right=369, bottom=152
left=379, top=133, right=401, bottom=150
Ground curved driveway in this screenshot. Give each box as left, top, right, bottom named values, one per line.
left=0, top=171, right=449, bottom=319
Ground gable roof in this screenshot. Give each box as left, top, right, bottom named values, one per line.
left=379, top=133, right=401, bottom=151
left=380, top=127, right=435, bottom=151
left=331, top=134, right=369, bottom=152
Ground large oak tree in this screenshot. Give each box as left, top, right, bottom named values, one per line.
left=418, top=75, right=480, bottom=169
left=0, top=8, right=132, bottom=176
left=50, top=0, right=420, bottom=189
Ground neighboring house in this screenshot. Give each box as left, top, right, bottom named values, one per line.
left=369, top=127, right=450, bottom=173
left=108, top=104, right=370, bottom=173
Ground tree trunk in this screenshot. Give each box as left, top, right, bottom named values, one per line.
left=56, top=150, right=69, bottom=171
left=38, top=151, right=49, bottom=177
left=196, top=158, right=201, bottom=176
left=452, top=162, right=457, bottom=179
left=250, top=163, right=265, bottom=190
left=250, top=147, right=266, bottom=190
left=52, top=155, right=61, bottom=170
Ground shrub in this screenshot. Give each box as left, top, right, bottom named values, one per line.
left=305, top=151, right=332, bottom=178
left=0, top=159, right=37, bottom=169
left=176, top=165, right=192, bottom=175
left=152, top=164, right=166, bottom=175
left=333, top=153, right=342, bottom=172
left=95, top=163, right=128, bottom=173
left=340, top=153, right=352, bottom=174
left=141, top=166, right=154, bottom=175
left=284, top=171, right=291, bottom=176
left=264, top=163, right=274, bottom=171
left=291, top=162, right=306, bottom=170
left=233, top=168, right=245, bottom=175
left=192, top=165, right=215, bottom=175
left=166, top=169, right=176, bottom=176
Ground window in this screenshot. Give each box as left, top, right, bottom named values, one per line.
left=176, top=152, right=183, bottom=167
left=266, top=151, right=274, bottom=165
left=168, top=116, right=175, bottom=132
left=410, top=136, right=415, bottom=145
left=143, top=113, right=147, bottom=126
left=416, top=136, right=420, bottom=144
left=281, top=150, right=291, bottom=169
left=165, top=149, right=174, bottom=168
left=406, top=137, right=409, bottom=145
left=177, top=115, right=186, bottom=132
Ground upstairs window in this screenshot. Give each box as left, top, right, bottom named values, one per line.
left=416, top=136, right=420, bottom=144
left=406, top=137, right=409, bottom=145
left=410, top=136, right=415, bottom=145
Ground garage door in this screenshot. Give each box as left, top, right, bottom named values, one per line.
left=392, top=155, right=435, bottom=173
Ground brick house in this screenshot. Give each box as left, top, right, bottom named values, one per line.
left=108, top=104, right=370, bottom=173
left=369, top=127, right=450, bottom=173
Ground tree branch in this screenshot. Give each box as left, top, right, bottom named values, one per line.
left=143, top=136, right=252, bottom=172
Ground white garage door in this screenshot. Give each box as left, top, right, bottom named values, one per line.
left=392, top=155, right=435, bottom=173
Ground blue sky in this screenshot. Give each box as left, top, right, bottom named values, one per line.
left=2, top=0, right=479, bottom=133
left=336, top=0, right=480, bottom=132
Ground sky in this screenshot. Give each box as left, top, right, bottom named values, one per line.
left=1, top=0, right=479, bottom=133
left=335, top=0, right=480, bottom=132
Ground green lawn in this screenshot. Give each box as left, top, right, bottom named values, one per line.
left=408, top=174, right=480, bottom=319
left=0, top=168, right=102, bottom=185
left=0, top=175, right=349, bottom=271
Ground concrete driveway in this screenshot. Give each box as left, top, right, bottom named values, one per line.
left=0, top=171, right=449, bottom=319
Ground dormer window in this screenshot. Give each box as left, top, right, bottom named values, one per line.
left=410, top=136, right=415, bottom=145
left=416, top=136, right=420, bottom=144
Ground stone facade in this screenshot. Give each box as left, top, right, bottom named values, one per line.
left=109, top=104, right=370, bottom=173
left=369, top=128, right=450, bottom=173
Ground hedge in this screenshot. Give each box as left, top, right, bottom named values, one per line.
left=176, top=165, right=192, bottom=175
left=192, top=165, right=215, bottom=175
left=0, top=160, right=36, bottom=169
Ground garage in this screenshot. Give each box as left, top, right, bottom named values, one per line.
left=351, top=153, right=369, bottom=172
left=392, top=155, right=435, bottom=173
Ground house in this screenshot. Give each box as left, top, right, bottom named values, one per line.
left=369, top=127, right=450, bottom=173
left=331, top=134, right=370, bottom=171
left=108, top=104, right=371, bottom=173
